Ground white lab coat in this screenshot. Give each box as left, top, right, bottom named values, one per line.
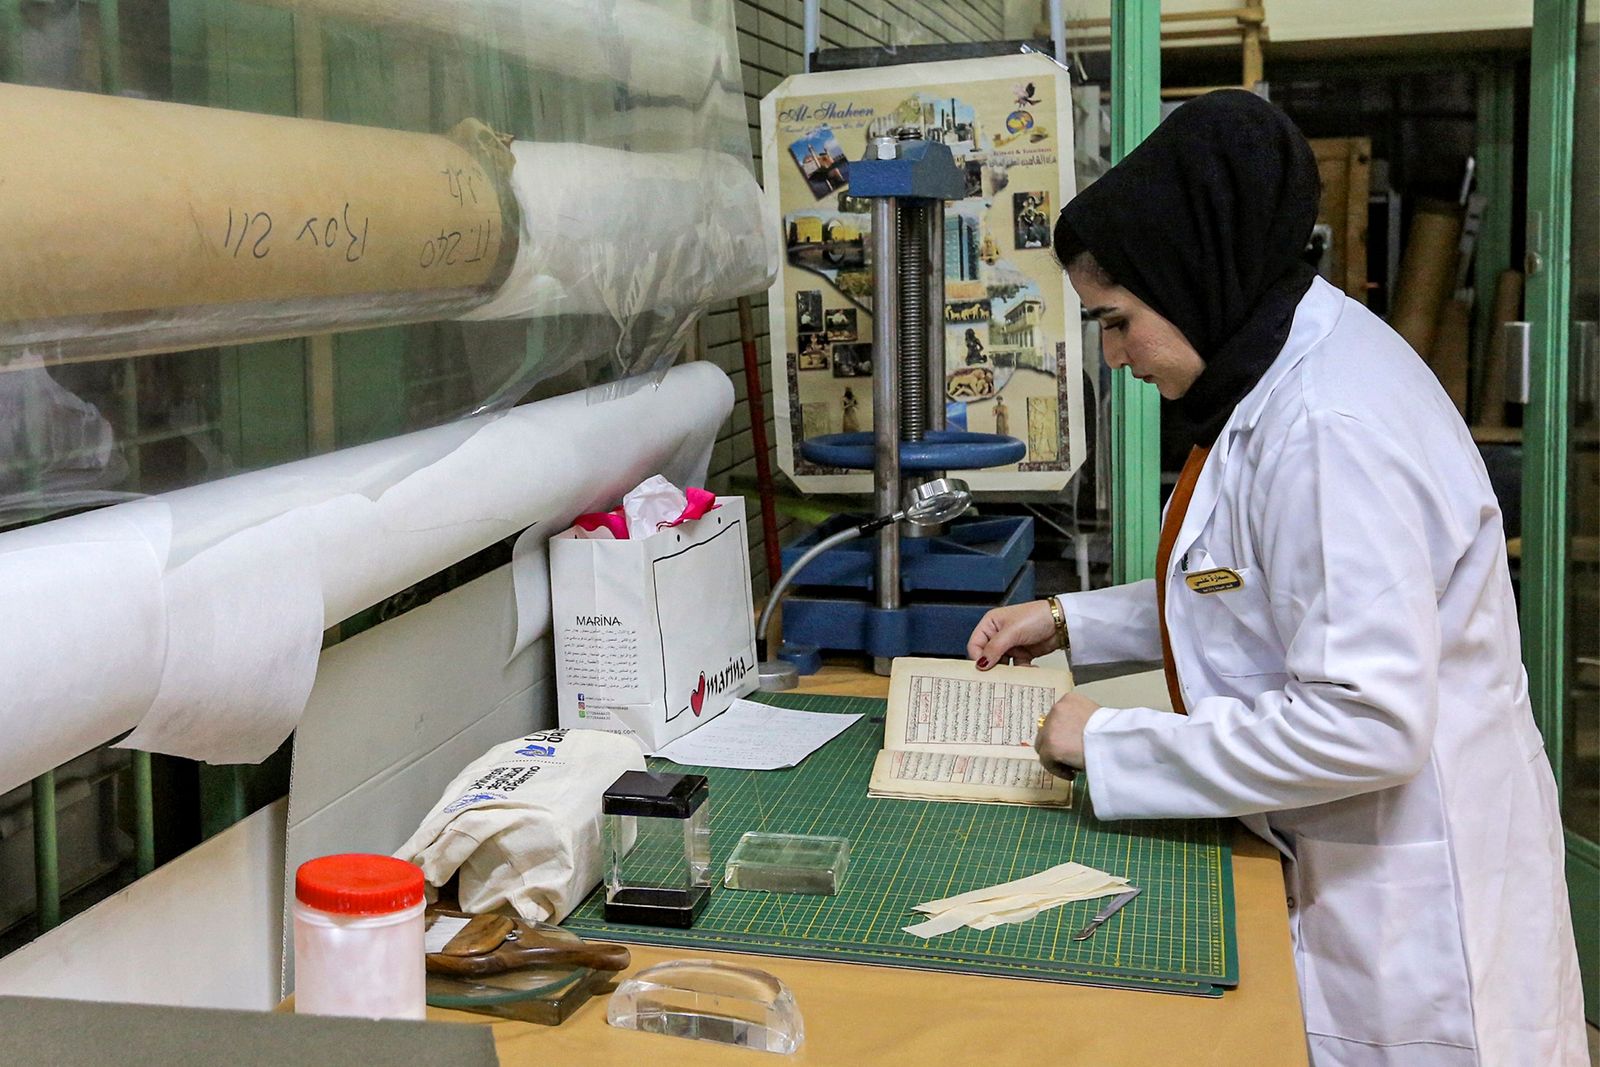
left=1062, top=278, right=1588, bottom=1066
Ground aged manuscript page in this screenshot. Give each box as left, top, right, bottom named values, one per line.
left=868, top=657, right=1074, bottom=807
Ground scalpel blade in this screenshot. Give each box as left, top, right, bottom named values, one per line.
left=1071, top=887, right=1142, bottom=941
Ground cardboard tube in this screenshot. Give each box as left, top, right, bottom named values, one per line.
left=1390, top=203, right=1462, bottom=359
left=1430, top=298, right=1471, bottom=416
left=1475, top=270, right=1523, bottom=427
left=0, top=84, right=518, bottom=363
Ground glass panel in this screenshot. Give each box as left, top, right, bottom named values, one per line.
left=1027, top=0, right=1163, bottom=594
left=1564, top=0, right=1599, bottom=839
left=0, top=0, right=757, bottom=528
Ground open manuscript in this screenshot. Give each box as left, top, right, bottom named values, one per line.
left=868, top=657, right=1075, bottom=807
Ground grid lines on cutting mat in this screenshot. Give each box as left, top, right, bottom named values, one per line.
left=562, top=691, right=1237, bottom=995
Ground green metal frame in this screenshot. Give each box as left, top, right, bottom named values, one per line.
left=98, top=0, right=121, bottom=92
left=0, top=0, right=20, bottom=84
left=1109, top=0, right=1163, bottom=585
left=1524, top=0, right=1578, bottom=783
left=30, top=774, right=59, bottom=931
left=1472, top=58, right=1518, bottom=405
left=1526, top=0, right=1596, bottom=1022
left=132, top=752, right=154, bottom=876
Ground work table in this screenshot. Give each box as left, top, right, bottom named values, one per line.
left=429, top=665, right=1310, bottom=1066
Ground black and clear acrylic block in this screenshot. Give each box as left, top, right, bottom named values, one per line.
left=602, top=771, right=711, bottom=928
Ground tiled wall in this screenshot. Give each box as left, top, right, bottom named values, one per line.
left=703, top=0, right=1006, bottom=593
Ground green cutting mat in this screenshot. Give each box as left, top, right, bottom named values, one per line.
left=563, top=692, right=1238, bottom=996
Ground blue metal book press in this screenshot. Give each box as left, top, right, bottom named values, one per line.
left=777, top=129, right=1035, bottom=676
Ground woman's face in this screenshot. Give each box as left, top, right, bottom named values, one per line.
left=1068, top=268, right=1206, bottom=399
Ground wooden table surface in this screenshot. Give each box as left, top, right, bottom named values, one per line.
left=429, top=664, right=1310, bottom=1066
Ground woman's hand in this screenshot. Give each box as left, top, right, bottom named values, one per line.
left=967, top=599, right=1059, bottom=668
left=1035, top=693, right=1101, bottom=780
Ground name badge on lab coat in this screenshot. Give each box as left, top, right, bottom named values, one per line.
left=1185, top=567, right=1245, bottom=594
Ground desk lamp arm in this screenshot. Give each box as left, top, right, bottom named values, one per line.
left=757, top=523, right=869, bottom=658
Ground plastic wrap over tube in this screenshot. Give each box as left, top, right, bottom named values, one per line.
left=462, top=143, right=776, bottom=327
left=0, top=0, right=773, bottom=384
left=248, top=0, right=736, bottom=104
left=0, top=361, right=735, bottom=797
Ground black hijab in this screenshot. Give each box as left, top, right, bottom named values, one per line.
left=1055, top=90, right=1321, bottom=446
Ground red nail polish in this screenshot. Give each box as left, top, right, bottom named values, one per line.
left=977, top=658, right=989, bottom=669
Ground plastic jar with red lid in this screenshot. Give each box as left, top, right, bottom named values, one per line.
left=293, top=853, right=426, bottom=1019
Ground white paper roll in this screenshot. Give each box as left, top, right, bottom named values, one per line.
left=0, top=504, right=169, bottom=794
left=462, top=143, right=777, bottom=323
left=0, top=362, right=734, bottom=789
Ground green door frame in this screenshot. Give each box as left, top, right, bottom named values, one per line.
left=0, top=0, right=21, bottom=84
left=1525, top=0, right=1577, bottom=785
left=1473, top=57, right=1518, bottom=399
left=1524, top=0, right=1597, bottom=1022
left=1109, top=0, right=1163, bottom=585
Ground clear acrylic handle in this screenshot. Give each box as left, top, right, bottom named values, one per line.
left=607, top=959, right=804, bottom=1054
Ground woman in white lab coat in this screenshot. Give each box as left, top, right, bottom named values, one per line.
left=968, top=91, right=1588, bottom=1066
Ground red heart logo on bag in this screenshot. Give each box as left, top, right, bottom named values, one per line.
left=690, top=672, right=707, bottom=716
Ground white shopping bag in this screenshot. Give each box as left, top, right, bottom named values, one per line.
left=550, top=496, right=757, bottom=751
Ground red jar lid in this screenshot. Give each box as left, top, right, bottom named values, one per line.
left=295, top=854, right=424, bottom=915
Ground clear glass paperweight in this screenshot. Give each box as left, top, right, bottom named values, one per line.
left=425, top=966, right=606, bottom=1025
left=602, top=771, right=711, bottom=927
left=607, top=959, right=804, bottom=1054
left=724, top=832, right=849, bottom=895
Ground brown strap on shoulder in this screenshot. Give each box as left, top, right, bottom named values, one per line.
left=1155, top=446, right=1211, bottom=715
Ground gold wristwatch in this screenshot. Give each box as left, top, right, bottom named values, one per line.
left=1045, top=596, right=1070, bottom=655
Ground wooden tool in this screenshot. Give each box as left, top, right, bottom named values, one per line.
left=425, top=909, right=631, bottom=977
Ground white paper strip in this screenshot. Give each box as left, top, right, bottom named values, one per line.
left=913, top=862, right=1118, bottom=913
left=508, top=529, right=550, bottom=662
left=120, top=512, right=325, bottom=764
left=902, top=862, right=1132, bottom=939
